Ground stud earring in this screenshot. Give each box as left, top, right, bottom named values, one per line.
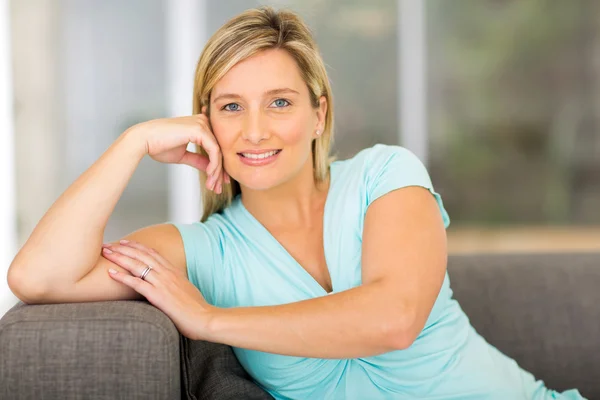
left=316, top=129, right=321, bottom=136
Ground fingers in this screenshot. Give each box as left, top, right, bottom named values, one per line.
left=101, top=242, right=161, bottom=284
left=202, top=136, right=221, bottom=183
left=192, top=115, right=224, bottom=193
left=179, top=151, right=210, bottom=172
left=195, top=110, right=230, bottom=193
left=107, top=268, right=153, bottom=299
left=121, top=240, right=173, bottom=273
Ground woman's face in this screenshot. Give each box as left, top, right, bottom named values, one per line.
left=209, top=48, right=327, bottom=191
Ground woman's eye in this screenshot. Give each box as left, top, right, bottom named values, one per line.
left=223, top=103, right=241, bottom=112
left=222, top=99, right=289, bottom=111
left=271, top=99, right=290, bottom=108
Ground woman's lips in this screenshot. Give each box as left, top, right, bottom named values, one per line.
left=237, top=150, right=281, bottom=166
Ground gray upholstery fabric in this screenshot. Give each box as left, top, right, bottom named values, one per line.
left=448, top=252, right=600, bottom=400
left=1, top=252, right=599, bottom=399
left=0, top=300, right=181, bottom=400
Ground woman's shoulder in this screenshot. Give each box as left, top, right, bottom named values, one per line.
left=334, top=144, right=419, bottom=172
left=168, top=207, right=234, bottom=254
left=168, top=209, right=243, bottom=304
left=173, top=205, right=240, bottom=245
left=331, top=143, right=449, bottom=227
left=332, top=144, right=425, bottom=189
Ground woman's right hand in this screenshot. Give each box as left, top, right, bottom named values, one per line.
left=133, top=113, right=228, bottom=194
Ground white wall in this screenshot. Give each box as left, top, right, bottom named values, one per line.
left=166, top=0, right=207, bottom=223
left=0, top=0, right=18, bottom=317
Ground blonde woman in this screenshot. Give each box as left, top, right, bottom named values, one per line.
left=8, top=7, right=585, bottom=400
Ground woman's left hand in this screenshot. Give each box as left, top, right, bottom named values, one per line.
left=102, top=240, right=213, bottom=340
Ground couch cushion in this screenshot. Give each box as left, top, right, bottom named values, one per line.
left=448, top=252, right=600, bottom=399
left=180, top=337, right=273, bottom=400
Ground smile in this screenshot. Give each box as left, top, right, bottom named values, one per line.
left=237, top=149, right=282, bottom=166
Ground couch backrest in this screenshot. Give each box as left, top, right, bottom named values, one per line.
left=448, top=252, right=600, bottom=399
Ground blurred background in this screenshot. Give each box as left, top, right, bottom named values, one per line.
left=2, top=0, right=600, bottom=313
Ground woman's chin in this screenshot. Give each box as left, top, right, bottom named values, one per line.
left=241, top=182, right=277, bottom=192
left=236, top=176, right=280, bottom=192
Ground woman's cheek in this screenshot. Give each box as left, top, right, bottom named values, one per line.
left=211, top=120, right=237, bottom=147
left=276, top=119, right=309, bottom=145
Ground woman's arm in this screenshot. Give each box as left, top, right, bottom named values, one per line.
left=8, top=130, right=146, bottom=294
left=8, top=114, right=225, bottom=299
left=201, top=186, right=447, bottom=359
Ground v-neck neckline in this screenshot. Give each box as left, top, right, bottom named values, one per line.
left=235, top=163, right=337, bottom=296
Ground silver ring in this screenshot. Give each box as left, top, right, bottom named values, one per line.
left=140, top=265, right=153, bottom=281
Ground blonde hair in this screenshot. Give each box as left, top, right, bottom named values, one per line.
left=192, top=6, right=336, bottom=222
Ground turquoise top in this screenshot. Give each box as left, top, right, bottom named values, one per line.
left=173, top=144, right=585, bottom=400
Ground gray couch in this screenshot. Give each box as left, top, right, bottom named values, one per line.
left=1, top=252, right=598, bottom=399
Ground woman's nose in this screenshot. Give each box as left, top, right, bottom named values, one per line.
left=241, top=111, right=269, bottom=144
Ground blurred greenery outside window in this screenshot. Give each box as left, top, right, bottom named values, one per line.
left=427, top=0, right=600, bottom=227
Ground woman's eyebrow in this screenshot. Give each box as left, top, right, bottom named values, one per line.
left=212, top=88, right=300, bottom=103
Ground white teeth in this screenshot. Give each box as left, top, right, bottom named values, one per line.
left=241, top=150, right=279, bottom=159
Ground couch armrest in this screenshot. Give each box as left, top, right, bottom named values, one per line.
left=0, top=300, right=181, bottom=400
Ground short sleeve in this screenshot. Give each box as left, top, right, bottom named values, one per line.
left=364, top=144, right=451, bottom=228
left=170, top=221, right=223, bottom=305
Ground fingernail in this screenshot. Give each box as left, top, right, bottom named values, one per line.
left=120, top=239, right=129, bottom=244
left=103, top=248, right=113, bottom=254
left=108, top=268, right=117, bottom=274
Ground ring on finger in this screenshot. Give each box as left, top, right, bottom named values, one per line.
left=140, top=265, right=153, bottom=281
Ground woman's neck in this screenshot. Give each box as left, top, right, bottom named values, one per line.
left=240, top=158, right=330, bottom=229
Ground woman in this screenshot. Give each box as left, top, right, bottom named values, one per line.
left=8, top=6, right=585, bottom=400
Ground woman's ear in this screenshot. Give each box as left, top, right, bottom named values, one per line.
left=316, top=96, right=327, bottom=132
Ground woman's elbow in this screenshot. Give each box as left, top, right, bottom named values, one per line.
left=381, top=309, right=421, bottom=350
